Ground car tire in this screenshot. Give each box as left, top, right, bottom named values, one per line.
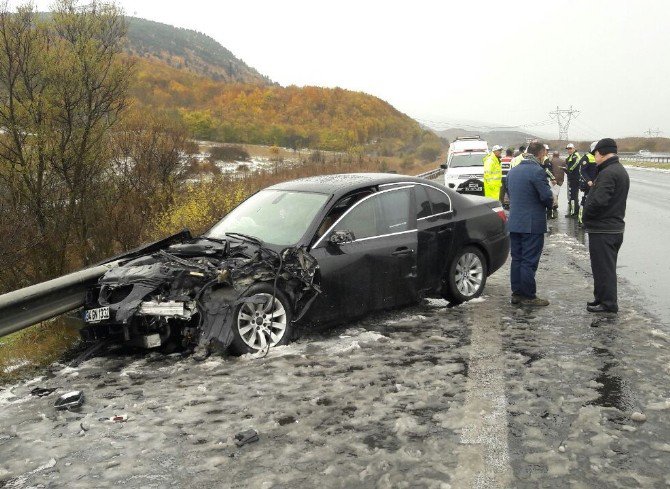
left=229, top=283, right=293, bottom=355
left=442, top=246, right=488, bottom=305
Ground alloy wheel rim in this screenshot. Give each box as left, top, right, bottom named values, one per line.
left=454, top=252, right=483, bottom=297
left=237, top=293, right=287, bottom=350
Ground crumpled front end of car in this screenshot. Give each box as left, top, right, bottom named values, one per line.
left=80, top=238, right=320, bottom=353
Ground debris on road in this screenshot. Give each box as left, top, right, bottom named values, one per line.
left=631, top=412, right=647, bottom=422
left=53, top=390, right=84, bottom=410
left=234, top=429, right=259, bottom=447
left=30, top=387, right=56, bottom=397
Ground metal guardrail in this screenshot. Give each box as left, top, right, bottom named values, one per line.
left=0, top=262, right=121, bottom=337
left=0, top=230, right=192, bottom=338
left=619, top=152, right=670, bottom=163
left=416, top=168, right=443, bottom=180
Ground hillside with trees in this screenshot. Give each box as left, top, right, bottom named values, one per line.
left=125, top=17, right=272, bottom=85
left=130, top=57, right=442, bottom=158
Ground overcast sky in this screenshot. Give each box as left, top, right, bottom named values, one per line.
left=13, top=0, right=670, bottom=140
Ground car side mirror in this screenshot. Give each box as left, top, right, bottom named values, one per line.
left=329, top=230, right=355, bottom=245
left=440, top=163, right=448, bottom=169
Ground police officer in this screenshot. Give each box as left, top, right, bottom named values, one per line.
left=578, top=142, right=598, bottom=225
left=542, top=145, right=558, bottom=219
left=499, top=148, right=514, bottom=205
left=483, top=145, right=503, bottom=200
left=510, top=145, right=526, bottom=169
left=564, top=143, right=581, bottom=217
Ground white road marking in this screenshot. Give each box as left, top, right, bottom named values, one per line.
left=451, top=314, right=512, bottom=488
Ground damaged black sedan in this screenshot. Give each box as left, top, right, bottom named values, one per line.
left=81, top=173, right=509, bottom=355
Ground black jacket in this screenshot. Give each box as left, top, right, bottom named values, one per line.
left=565, top=152, right=581, bottom=182
left=583, top=156, right=630, bottom=233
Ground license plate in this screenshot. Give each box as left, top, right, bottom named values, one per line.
left=84, top=306, right=109, bottom=323
left=467, top=183, right=482, bottom=191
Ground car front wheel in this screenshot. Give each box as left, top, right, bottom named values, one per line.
left=442, top=246, right=487, bottom=305
left=230, top=284, right=293, bottom=355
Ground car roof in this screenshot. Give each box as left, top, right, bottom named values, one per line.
left=266, top=173, right=434, bottom=196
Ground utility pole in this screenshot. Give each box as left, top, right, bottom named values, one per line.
left=644, top=128, right=661, bottom=137
left=549, top=106, right=579, bottom=141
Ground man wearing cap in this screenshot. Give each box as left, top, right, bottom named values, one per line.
left=583, top=138, right=629, bottom=314
left=564, top=143, right=581, bottom=217
left=578, top=142, right=598, bottom=225
left=506, top=142, right=554, bottom=306
left=483, top=145, right=503, bottom=200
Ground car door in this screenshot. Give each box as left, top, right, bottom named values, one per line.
left=417, top=185, right=455, bottom=291
left=307, top=186, right=417, bottom=323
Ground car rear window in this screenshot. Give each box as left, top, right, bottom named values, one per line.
left=415, top=185, right=432, bottom=219
left=426, top=186, right=451, bottom=214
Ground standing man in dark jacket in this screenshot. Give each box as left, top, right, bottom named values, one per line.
left=583, top=138, right=630, bottom=314
left=564, top=143, right=581, bottom=216
left=507, top=142, right=555, bottom=306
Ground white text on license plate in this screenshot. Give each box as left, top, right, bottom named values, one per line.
left=85, top=307, right=109, bottom=323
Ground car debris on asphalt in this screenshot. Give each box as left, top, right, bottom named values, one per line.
left=53, top=390, right=84, bottom=410
left=234, top=429, right=259, bottom=447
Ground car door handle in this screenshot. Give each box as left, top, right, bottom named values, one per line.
left=391, top=247, right=414, bottom=257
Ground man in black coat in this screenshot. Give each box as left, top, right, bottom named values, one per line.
left=582, top=138, right=630, bottom=313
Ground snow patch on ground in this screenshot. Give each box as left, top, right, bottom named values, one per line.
left=2, top=359, right=32, bottom=374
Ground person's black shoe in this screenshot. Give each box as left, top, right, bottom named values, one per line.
left=587, top=304, right=617, bottom=314
left=587, top=300, right=600, bottom=307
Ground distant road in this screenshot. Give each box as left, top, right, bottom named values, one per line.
left=616, top=167, right=670, bottom=324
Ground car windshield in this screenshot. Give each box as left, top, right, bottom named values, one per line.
left=449, top=153, right=486, bottom=168
left=206, top=189, right=329, bottom=246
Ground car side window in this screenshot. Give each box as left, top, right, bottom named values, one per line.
left=315, top=190, right=373, bottom=239
left=426, top=186, right=451, bottom=214
left=333, top=196, right=378, bottom=240
left=378, top=188, right=411, bottom=233
left=415, top=185, right=432, bottom=219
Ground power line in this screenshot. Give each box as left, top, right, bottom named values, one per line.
left=549, top=106, right=579, bottom=140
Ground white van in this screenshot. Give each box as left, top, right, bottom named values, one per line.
left=440, top=136, right=488, bottom=195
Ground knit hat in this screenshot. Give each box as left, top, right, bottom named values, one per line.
left=592, top=138, right=618, bottom=155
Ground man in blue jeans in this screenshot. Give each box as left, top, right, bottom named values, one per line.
left=506, top=141, right=555, bottom=306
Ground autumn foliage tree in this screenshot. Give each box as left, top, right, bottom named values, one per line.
left=0, top=1, right=133, bottom=288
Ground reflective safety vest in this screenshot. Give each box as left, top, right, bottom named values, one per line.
left=510, top=153, right=525, bottom=168
left=483, top=152, right=502, bottom=200
left=566, top=152, right=581, bottom=172
left=543, top=156, right=556, bottom=183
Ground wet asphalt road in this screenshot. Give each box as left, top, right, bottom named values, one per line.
left=2, top=225, right=670, bottom=488
left=616, top=167, right=670, bottom=325
left=558, top=167, right=670, bottom=327
left=0, top=170, right=670, bottom=489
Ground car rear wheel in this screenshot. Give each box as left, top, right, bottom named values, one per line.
left=442, top=246, right=487, bottom=305
left=230, top=284, right=293, bottom=355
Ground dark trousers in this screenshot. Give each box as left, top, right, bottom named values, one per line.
left=588, top=233, right=624, bottom=312
left=510, top=232, right=545, bottom=298
left=567, top=180, right=579, bottom=215
left=499, top=177, right=507, bottom=203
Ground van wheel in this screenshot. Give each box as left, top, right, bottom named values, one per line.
left=442, top=246, right=487, bottom=305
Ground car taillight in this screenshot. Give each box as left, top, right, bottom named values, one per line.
left=492, top=206, right=507, bottom=222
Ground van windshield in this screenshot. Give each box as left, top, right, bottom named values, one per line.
left=448, top=153, right=486, bottom=168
